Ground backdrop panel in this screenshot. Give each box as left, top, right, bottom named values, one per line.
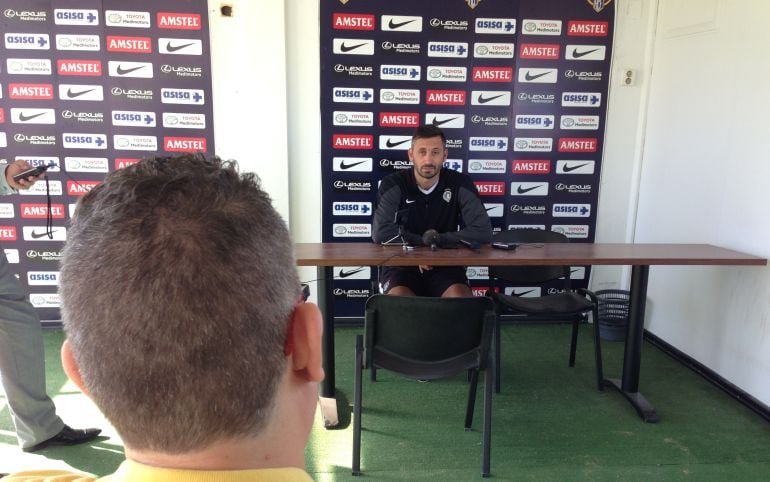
left=320, top=0, right=615, bottom=321
left=0, top=0, right=215, bottom=321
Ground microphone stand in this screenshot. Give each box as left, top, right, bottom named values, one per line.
left=382, top=208, right=410, bottom=246
left=382, top=224, right=407, bottom=246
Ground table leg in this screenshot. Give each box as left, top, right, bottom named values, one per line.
left=604, top=265, right=660, bottom=423
left=317, top=266, right=339, bottom=428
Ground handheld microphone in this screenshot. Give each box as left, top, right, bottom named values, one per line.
left=12, top=162, right=56, bottom=182
left=422, top=229, right=440, bottom=251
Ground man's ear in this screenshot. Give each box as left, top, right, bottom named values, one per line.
left=288, top=302, right=325, bottom=383
left=61, top=339, right=89, bottom=396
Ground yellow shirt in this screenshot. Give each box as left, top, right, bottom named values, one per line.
left=5, top=460, right=314, bottom=482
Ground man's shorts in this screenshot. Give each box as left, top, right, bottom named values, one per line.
left=380, top=265, right=469, bottom=297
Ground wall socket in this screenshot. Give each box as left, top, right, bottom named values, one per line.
left=622, top=68, right=636, bottom=86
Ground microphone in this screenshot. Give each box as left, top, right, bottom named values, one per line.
left=422, top=229, right=440, bottom=251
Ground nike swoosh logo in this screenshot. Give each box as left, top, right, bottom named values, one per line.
left=340, top=42, right=367, bottom=53
left=572, top=48, right=600, bottom=58
left=19, top=112, right=46, bottom=122
left=385, top=138, right=410, bottom=148
left=116, top=65, right=145, bottom=75
left=432, top=117, right=457, bottom=127
left=478, top=94, right=504, bottom=104
left=340, top=160, right=365, bottom=169
left=405, top=199, right=416, bottom=204
left=67, top=88, right=95, bottom=98
left=562, top=163, right=589, bottom=172
left=339, top=267, right=365, bottom=278
left=31, top=230, right=55, bottom=239
left=517, top=185, right=542, bottom=194
left=513, top=289, right=536, bottom=297
left=485, top=206, right=497, bottom=212
left=166, top=42, right=195, bottom=52
left=524, top=71, right=550, bottom=81
left=388, top=19, right=415, bottom=29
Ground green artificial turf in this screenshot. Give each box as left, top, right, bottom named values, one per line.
left=2, top=325, right=769, bottom=481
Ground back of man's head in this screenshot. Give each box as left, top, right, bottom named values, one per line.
left=60, top=154, right=301, bottom=453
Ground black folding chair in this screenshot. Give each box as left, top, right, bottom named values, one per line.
left=352, top=295, right=496, bottom=478
left=486, top=229, right=604, bottom=393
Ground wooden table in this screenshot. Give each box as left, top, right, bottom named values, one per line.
left=295, top=242, right=766, bottom=426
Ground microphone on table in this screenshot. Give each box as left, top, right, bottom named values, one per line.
left=422, top=229, right=440, bottom=251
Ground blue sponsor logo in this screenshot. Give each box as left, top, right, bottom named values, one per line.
left=443, top=160, right=462, bottom=171
left=429, top=43, right=467, bottom=55
left=382, top=66, right=407, bottom=75
left=475, top=18, right=515, bottom=32
left=6, top=34, right=47, bottom=47
left=162, top=90, right=202, bottom=102
left=469, top=137, right=507, bottom=150
left=56, top=11, right=96, bottom=22
left=516, top=116, right=553, bottom=128
left=64, top=135, right=104, bottom=146
left=553, top=205, right=590, bottom=215
left=333, top=203, right=371, bottom=214
left=334, top=89, right=372, bottom=101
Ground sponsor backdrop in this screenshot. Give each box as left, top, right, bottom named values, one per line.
left=0, top=1, right=214, bottom=321
left=320, top=0, right=615, bottom=320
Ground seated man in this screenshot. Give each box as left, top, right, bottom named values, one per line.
left=8, top=154, right=324, bottom=481
left=372, top=125, right=492, bottom=297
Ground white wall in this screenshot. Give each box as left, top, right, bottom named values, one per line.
left=633, top=0, right=770, bottom=405
left=591, top=0, right=659, bottom=289
left=209, top=1, right=769, bottom=404
left=208, top=1, right=290, bottom=218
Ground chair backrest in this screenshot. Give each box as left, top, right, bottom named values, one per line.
left=488, top=229, right=571, bottom=285
left=364, top=295, right=495, bottom=377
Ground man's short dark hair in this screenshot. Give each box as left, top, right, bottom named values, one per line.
left=60, top=154, right=300, bottom=453
left=411, top=124, right=446, bottom=146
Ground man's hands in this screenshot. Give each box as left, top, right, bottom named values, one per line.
left=5, top=160, right=43, bottom=190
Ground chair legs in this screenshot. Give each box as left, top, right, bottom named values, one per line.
left=494, top=311, right=601, bottom=393
left=494, top=318, right=502, bottom=393
left=591, top=305, right=605, bottom=391
left=352, top=335, right=363, bottom=476
left=464, top=369, right=479, bottom=430
left=464, top=365, right=493, bottom=477
left=568, top=316, right=581, bottom=367
left=482, top=354, right=493, bottom=478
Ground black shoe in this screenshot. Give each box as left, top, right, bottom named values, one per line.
left=23, top=424, right=102, bottom=452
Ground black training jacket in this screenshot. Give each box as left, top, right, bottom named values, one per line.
left=372, top=168, right=492, bottom=246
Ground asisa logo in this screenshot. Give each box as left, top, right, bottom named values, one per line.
left=469, top=137, right=508, bottom=151
left=474, top=18, right=516, bottom=34
left=332, top=202, right=372, bottom=216
left=54, top=9, right=99, bottom=26
left=332, top=87, right=373, bottom=103
left=62, top=133, right=107, bottom=149
left=161, top=88, right=204, bottom=104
